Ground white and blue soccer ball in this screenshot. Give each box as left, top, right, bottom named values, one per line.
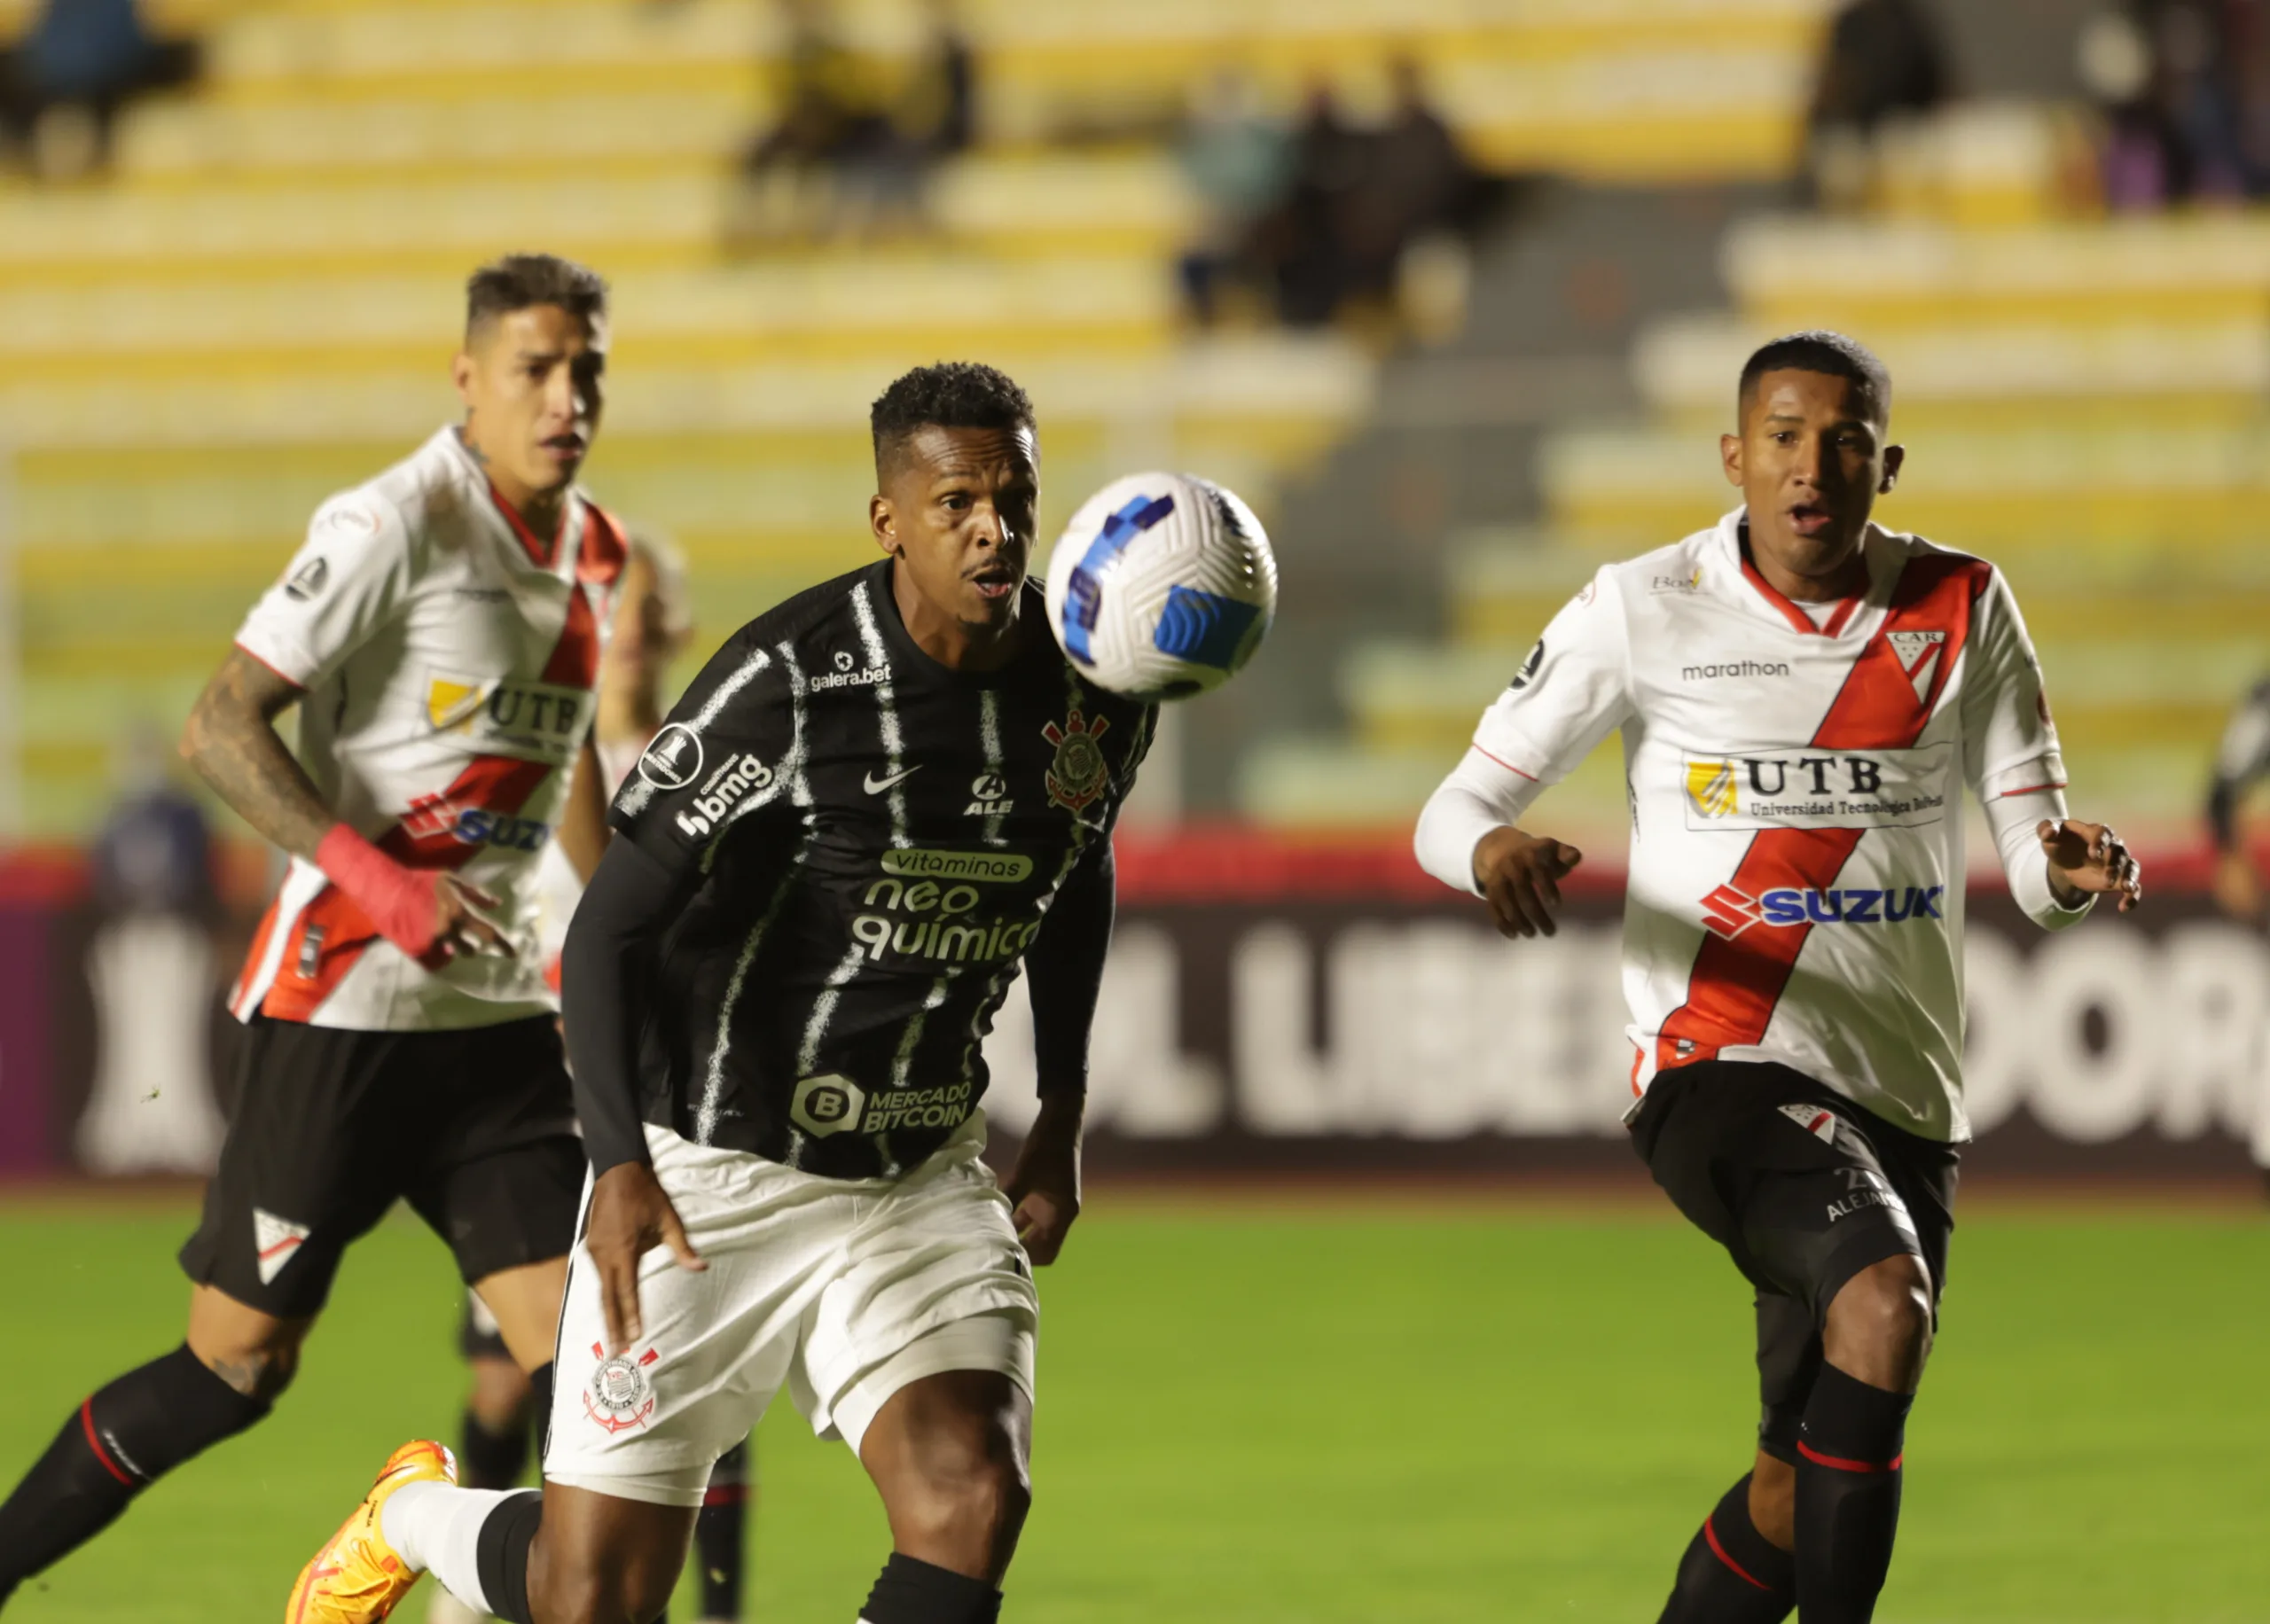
left=1042, top=471, right=1278, bottom=700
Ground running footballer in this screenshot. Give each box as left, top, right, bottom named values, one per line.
left=1416, top=332, right=2140, bottom=1623
left=293, top=362, right=1154, bottom=1624
left=0, top=254, right=624, bottom=1608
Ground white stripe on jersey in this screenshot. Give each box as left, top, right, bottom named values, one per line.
left=850, top=582, right=912, bottom=848
left=978, top=689, right=1006, bottom=848
left=615, top=644, right=775, bottom=820
left=694, top=644, right=815, bottom=1142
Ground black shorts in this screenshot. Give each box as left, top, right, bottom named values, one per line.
left=181, top=1013, right=585, bottom=1320
left=1630, top=1059, right=1959, bottom=1462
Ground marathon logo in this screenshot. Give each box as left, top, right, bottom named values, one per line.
left=425, top=672, right=593, bottom=765
left=672, top=752, right=775, bottom=839
left=790, top=1074, right=975, bottom=1138
left=1699, top=882, right=1946, bottom=941
left=1680, top=743, right=1951, bottom=832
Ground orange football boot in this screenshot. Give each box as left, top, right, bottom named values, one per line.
left=284, top=1440, right=458, bottom=1623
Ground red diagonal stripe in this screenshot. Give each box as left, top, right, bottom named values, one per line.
left=1798, top=1440, right=1904, bottom=1473
left=1659, top=555, right=1990, bottom=1066
left=1703, top=1514, right=1773, bottom=1590
left=81, top=1400, right=136, bottom=1487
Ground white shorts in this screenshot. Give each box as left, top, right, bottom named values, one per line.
left=542, top=1113, right=1037, bottom=1507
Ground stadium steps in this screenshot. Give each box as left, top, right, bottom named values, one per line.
left=0, top=0, right=1836, bottom=834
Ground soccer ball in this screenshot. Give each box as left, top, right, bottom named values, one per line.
left=1042, top=472, right=1278, bottom=700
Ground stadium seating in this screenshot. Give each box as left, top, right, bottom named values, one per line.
left=1249, top=207, right=2270, bottom=838
left=0, top=0, right=1843, bottom=835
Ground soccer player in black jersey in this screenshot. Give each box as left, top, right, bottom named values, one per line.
left=294, top=362, right=1155, bottom=1624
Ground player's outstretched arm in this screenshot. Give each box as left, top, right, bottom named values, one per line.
left=181, top=647, right=511, bottom=964
left=2038, top=818, right=2143, bottom=914
left=1007, top=842, right=1116, bottom=1265
left=560, top=835, right=709, bottom=1349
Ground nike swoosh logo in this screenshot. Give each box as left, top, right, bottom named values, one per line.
left=863, top=765, right=922, bottom=794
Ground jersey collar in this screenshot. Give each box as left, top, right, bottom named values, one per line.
left=1722, top=508, right=1875, bottom=638
left=441, top=426, right=584, bottom=574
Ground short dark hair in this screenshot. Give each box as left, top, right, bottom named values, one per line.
left=465, top=253, right=608, bottom=339
left=1737, top=330, right=1890, bottom=426
left=871, top=361, right=1036, bottom=480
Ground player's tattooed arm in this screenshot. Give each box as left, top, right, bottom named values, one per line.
left=179, top=647, right=335, bottom=861
left=1472, top=825, right=1584, bottom=940
left=2038, top=819, right=2143, bottom=913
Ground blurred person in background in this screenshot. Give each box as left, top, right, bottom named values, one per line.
left=0, top=0, right=199, bottom=180
left=1800, top=0, right=1949, bottom=209
left=1341, top=56, right=1483, bottom=305
left=2201, top=675, right=2270, bottom=1187
left=735, top=0, right=895, bottom=240
left=873, top=0, right=977, bottom=222
left=77, top=718, right=228, bottom=1178
left=1269, top=82, right=1367, bottom=326
left=2083, top=0, right=2270, bottom=206
left=0, top=252, right=625, bottom=1612
left=435, top=532, right=741, bottom=1624
left=1173, top=66, right=1292, bottom=327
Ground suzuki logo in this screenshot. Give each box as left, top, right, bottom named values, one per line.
left=1699, top=883, right=1763, bottom=940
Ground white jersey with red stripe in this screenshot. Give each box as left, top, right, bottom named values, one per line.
left=229, top=426, right=627, bottom=1030
left=1416, top=509, right=2094, bottom=1143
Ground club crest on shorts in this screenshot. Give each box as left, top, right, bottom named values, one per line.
left=253, top=1207, right=309, bottom=1285
left=1778, top=1102, right=1838, bottom=1144
left=1043, top=709, right=1110, bottom=815
left=583, top=1343, right=660, bottom=1433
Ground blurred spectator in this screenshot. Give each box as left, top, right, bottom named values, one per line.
left=0, top=0, right=200, bottom=180
left=735, top=0, right=893, bottom=237
left=1174, top=68, right=1292, bottom=326
left=1801, top=0, right=1950, bottom=209
left=1342, top=57, right=1491, bottom=308
left=857, top=0, right=980, bottom=234
left=2081, top=1, right=2270, bottom=208
left=77, top=722, right=225, bottom=1175
left=1271, top=83, right=1370, bottom=327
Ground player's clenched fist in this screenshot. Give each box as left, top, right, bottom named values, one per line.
left=2038, top=818, right=2143, bottom=913
left=1472, top=826, right=1583, bottom=940
left=585, top=1159, right=706, bottom=1354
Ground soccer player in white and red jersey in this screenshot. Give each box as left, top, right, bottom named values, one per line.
left=1416, top=332, right=2141, bottom=1624
left=0, top=254, right=626, bottom=1609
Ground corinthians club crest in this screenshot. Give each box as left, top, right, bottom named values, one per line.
left=1043, top=709, right=1111, bottom=816
left=583, top=1342, right=660, bottom=1434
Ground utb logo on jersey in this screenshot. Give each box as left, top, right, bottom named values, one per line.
left=425, top=673, right=592, bottom=765
left=1699, top=881, right=1946, bottom=941
left=1044, top=710, right=1110, bottom=814
left=1687, top=759, right=1738, bottom=818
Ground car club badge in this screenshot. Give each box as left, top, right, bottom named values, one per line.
left=1043, top=709, right=1111, bottom=815
left=583, top=1342, right=660, bottom=1433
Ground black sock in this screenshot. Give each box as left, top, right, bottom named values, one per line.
left=1659, top=1472, right=1796, bottom=1623
left=474, top=1488, right=544, bottom=1624
left=695, top=1439, right=753, bottom=1620
left=1795, top=1364, right=1914, bottom=1623
left=0, top=1345, right=270, bottom=1597
left=858, top=1552, right=1002, bottom=1624
left=458, top=1407, right=532, bottom=1490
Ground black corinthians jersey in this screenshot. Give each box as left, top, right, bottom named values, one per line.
left=607, top=560, right=1155, bottom=1178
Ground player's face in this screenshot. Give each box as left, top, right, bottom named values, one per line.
left=872, top=424, right=1040, bottom=639
left=454, top=304, right=607, bottom=506
left=1722, top=370, right=1902, bottom=568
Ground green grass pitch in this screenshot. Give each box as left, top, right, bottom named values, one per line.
left=0, top=1196, right=2264, bottom=1621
